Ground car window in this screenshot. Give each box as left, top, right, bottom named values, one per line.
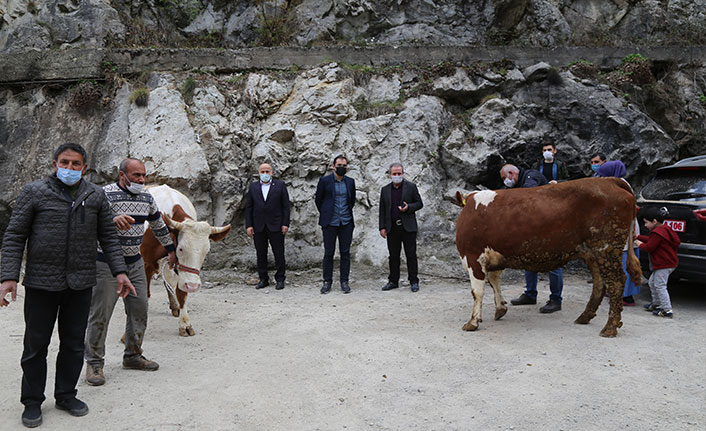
left=641, top=167, right=706, bottom=201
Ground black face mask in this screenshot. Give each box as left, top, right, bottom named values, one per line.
left=335, top=166, right=347, bottom=176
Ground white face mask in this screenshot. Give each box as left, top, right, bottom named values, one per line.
left=504, top=177, right=516, bottom=188
left=391, top=175, right=403, bottom=184
left=543, top=150, right=554, bottom=161
left=125, top=178, right=145, bottom=194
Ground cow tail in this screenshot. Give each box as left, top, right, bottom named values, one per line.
left=627, top=218, right=642, bottom=285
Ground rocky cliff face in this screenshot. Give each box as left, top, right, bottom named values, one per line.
left=2, top=58, right=704, bottom=272
left=1, top=0, right=705, bottom=51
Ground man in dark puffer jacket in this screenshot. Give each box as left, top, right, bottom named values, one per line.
left=0, top=143, right=135, bottom=428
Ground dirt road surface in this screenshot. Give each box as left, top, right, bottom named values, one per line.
left=1, top=266, right=704, bottom=431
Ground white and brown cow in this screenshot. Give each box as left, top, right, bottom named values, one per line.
left=455, top=177, right=641, bottom=337
left=141, top=185, right=231, bottom=336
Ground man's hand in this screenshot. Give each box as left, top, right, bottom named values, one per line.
left=113, top=214, right=135, bottom=231
left=380, top=229, right=387, bottom=239
left=281, top=226, right=289, bottom=235
left=116, top=273, right=136, bottom=298
left=246, top=227, right=254, bottom=238
left=634, top=239, right=643, bottom=247
left=398, top=201, right=409, bottom=212
left=0, top=280, right=17, bottom=307
left=167, top=251, right=177, bottom=269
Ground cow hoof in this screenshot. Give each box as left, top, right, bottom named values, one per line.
left=494, top=307, right=507, bottom=320
left=574, top=316, right=590, bottom=325
left=462, top=321, right=479, bottom=331
left=599, top=327, right=618, bottom=338
left=170, top=309, right=179, bottom=318
left=179, top=326, right=196, bottom=337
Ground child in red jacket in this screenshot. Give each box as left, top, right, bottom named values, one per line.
left=634, top=207, right=681, bottom=318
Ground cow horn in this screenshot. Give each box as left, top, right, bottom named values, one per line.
left=163, top=213, right=185, bottom=231
left=210, top=224, right=231, bottom=235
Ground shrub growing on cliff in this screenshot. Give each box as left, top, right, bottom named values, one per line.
left=130, top=87, right=150, bottom=107
left=70, top=81, right=103, bottom=113
left=568, top=60, right=598, bottom=80
left=180, top=77, right=197, bottom=104
left=256, top=0, right=299, bottom=46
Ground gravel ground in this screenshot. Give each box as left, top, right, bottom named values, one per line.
left=1, top=265, right=704, bottom=431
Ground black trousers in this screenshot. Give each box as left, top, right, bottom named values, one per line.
left=322, top=223, right=354, bottom=283
left=387, top=223, right=419, bottom=284
left=21, top=287, right=92, bottom=406
left=253, top=229, right=286, bottom=282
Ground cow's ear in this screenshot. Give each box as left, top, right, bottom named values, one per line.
left=455, top=191, right=467, bottom=207
left=209, top=225, right=232, bottom=242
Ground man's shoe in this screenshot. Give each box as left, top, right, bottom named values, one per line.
left=381, top=282, right=398, bottom=291
left=256, top=279, right=269, bottom=289
left=539, top=299, right=562, bottom=313
left=643, top=302, right=659, bottom=312
left=85, top=363, right=105, bottom=386
left=653, top=309, right=673, bottom=318
left=341, top=281, right=351, bottom=294
left=55, top=398, right=89, bottom=417
left=321, top=282, right=332, bottom=294
left=510, top=293, right=537, bottom=305
left=275, top=280, right=285, bottom=290
left=410, top=283, right=419, bottom=292
left=22, top=405, right=42, bottom=428
left=122, top=355, right=159, bottom=371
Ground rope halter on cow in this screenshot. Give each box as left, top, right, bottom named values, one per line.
left=176, top=263, right=201, bottom=276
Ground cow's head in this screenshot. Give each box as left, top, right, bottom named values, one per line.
left=163, top=214, right=231, bottom=293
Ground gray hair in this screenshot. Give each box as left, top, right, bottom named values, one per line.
left=500, top=164, right=519, bottom=176
left=119, top=158, right=142, bottom=174
left=388, top=162, right=404, bottom=173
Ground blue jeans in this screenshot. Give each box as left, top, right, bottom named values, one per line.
left=322, top=223, right=354, bottom=283
left=524, top=268, right=563, bottom=303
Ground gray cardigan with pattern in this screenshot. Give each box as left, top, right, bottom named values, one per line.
left=1, top=175, right=127, bottom=291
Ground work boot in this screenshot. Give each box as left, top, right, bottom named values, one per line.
left=539, top=299, right=562, bottom=313
left=510, top=293, right=537, bottom=305
left=85, top=363, right=105, bottom=386
left=122, top=355, right=159, bottom=371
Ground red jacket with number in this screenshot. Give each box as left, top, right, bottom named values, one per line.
left=637, top=224, right=680, bottom=270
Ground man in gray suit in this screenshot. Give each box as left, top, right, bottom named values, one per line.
left=378, top=163, right=424, bottom=292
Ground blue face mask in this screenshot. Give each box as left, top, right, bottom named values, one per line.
left=591, top=164, right=600, bottom=173
left=260, top=173, right=271, bottom=183
left=57, top=167, right=82, bottom=186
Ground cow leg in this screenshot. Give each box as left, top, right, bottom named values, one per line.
left=165, top=283, right=180, bottom=318
left=176, top=289, right=195, bottom=337
left=599, top=258, right=625, bottom=338
left=462, top=272, right=486, bottom=332
left=575, top=260, right=605, bottom=324
left=487, top=270, right=507, bottom=320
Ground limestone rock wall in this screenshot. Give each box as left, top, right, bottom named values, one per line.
left=2, top=60, right=704, bottom=273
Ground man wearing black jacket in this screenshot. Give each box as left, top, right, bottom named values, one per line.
left=0, top=143, right=135, bottom=428
left=245, top=163, right=291, bottom=290
left=379, top=163, right=424, bottom=292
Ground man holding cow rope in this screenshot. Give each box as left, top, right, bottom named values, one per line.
left=84, top=158, right=177, bottom=386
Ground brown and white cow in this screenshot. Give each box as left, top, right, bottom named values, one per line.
left=141, top=185, right=231, bottom=336
left=455, top=177, right=641, bottom=337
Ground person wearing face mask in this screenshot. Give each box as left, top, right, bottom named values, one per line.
left=379, top=163, right=424, bottom=292
left=245, top=163, right=291, bottom=290
left=315, top=155, right=356, bottom=294
left=499, top=164, right=564, bottom=313
left=84, top=158, right=177, bottom=387
left=0, top=144, right=135, bottom=427
left=590, top=152, right=607, bottom=176
left=536, top=141, right=569, bottom=184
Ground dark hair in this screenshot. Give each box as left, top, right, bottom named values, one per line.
left=53, top=143, right=87, bottom=164
left=639, top=206, right=668, bottom=224
left=332, top=155, right=348, bottom=166
left=541, top=141, right=556, bottom=150
left=591, top=152, right=607, bottom=162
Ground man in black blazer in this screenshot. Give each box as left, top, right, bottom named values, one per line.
left=315, top=155, right=356, bottom=294
left=245, top=163, right=290, bottom=290
left=379, top=163, right=423, bottom=292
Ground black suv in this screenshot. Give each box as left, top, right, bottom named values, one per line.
left=636, top=155, right=706, bottom=282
